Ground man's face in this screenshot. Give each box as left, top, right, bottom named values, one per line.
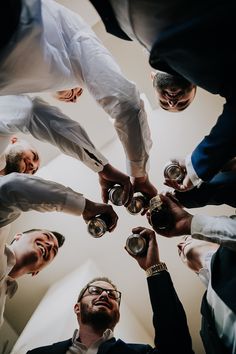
left=177, top=235, right=218, bottom=272
left=13, top=230, right=59, bottom=275
left=153, top=72, right=196, bottom=112
left=75, top=281, right=120, bottom=331
left=55, top=87, right=83, bottom=103
left=5, top=143, right=40, bottom=175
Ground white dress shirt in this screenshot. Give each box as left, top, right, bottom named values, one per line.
left=66, top=328, right=113, bottom=354
left=0, top=0, right=151, bottom=177
left=0, top=95, right=108, bottom=172
left=191, top=214, right=236, bottom=250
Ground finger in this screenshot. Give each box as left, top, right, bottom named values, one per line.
left=107, top=209, right=119, bottom=232
left=122, top=182, right=133, bottom=206
left=141, top=207, right=148, bottom=216
left=132, top=226, right=147, bottom=234
left=101, top=188, right=109, bottom=204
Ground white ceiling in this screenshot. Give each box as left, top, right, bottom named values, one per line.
left=2, top=2, right=234, bottom=354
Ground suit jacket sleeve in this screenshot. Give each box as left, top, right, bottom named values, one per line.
left=147, top=272, right=194, bottom=354
left=191, top=100, right=236, bottom=182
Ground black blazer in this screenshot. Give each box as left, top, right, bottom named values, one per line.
left=200, top=247, right=236, bottom=354
left=27, top=272, right=194, bottom=354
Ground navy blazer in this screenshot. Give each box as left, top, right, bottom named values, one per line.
left=175, top=171, right=236, bottom=209
left=200, top=247, right=236, bottom=354
left=88, top=0, right=236, bottom=184
left=27, top=272, right=194, bottom=354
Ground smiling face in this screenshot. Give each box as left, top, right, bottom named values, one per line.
left=75, top=280, right=120, bottom=332
left=10, top=230, right=59, bottom=277
left=152, top=71, right=196, bottom=112
left=4, top=138, right=40, bottom=175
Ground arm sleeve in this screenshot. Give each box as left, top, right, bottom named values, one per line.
left=0, top=95, right=108, bottom=172
left=69, top=20, right=152, bottom=177
left=190, top=101, right=236, bottom=182
left=191, top=214, right=236, bottom=251
left=0, top=173, right=85, bottom=228
left=147, top=272, right=194, bottom=354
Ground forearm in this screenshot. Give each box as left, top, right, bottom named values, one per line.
left=191, top=214, right=236, bottom=250
left=0, top=173, right=85, bottom=227
left=0, top=95, right=108, bottom=173
left=77, top=32, right=152, bottom=177
left=147, top=273, right=194, bottom=354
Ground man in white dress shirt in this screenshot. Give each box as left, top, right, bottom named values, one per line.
left=0, top=226, right=65, bottom=329
left=0, top=0, right=156, bottom=202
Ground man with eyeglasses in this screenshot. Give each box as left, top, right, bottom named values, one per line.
left=27, top=227, right=194, bottom=354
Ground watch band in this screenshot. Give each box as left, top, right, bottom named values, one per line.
left=146, top=262, right=168, bottom=277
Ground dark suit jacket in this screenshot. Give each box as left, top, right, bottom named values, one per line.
left=27, top=273, right=194, bottom=354
left=200, top=247, right=236, bottom=354
left=176, top=171, right=236, bottom=209
left=88, top=0, right=236, bottom=184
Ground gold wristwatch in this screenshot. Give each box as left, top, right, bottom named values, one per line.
left=146, top=263, right=168, bottom=277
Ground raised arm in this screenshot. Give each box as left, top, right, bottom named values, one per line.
left=125, top=227, right=194, bottom=354
left=0, top=173, right=118, bottom=231
left=147, top=194, right=236, bottom=251
left=0, top=95, right=108, bottom=172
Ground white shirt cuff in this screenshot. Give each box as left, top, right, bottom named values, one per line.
left=64, top=192, right=86, bottom=216
left=185, top=154, right=203, bottom=187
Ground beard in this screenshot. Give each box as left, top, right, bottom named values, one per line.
left=80, top=301, right=120, bottom=332
left=4, top=151, right=23, bottom=174
left=154, top=72, right=192, bottom=92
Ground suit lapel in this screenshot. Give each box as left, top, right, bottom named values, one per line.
left=52, top=338, right=72, bottom=353
left=98, top=338, right=146, bottom=354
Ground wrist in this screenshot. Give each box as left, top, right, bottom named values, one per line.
left=146, top=262, right=168, bottom=277
left=183, top=214, right=193, bottom=234
left=131, top=174, right=147, bottom=183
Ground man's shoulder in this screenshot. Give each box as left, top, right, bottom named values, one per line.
left=27, top=338, right=72, bottom=354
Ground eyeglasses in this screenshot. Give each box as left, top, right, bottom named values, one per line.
left=82, top=285, right=121, bottom=302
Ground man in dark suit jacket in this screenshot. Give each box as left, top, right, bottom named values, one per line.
left=150, top=194, right=236, bottom=354
left=89, top=0, right=236, bottom=193
left=27, top=227, right=194, bottom=354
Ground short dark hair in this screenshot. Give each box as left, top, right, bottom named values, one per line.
left=22, top=228, right=65, bottom=247
left=77, top=277, right=118, bottom=302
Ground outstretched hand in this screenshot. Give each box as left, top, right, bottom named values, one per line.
left=82, top=198, right=118, bottom=232
left=165, top=174, right=194, bottom=192
left=132, top=174, right=158, bottom=215
left=125, top=226, right=161, bottom=271
left=146, top=194, right=193, bottom=237
left=98, top=163, right=133, bottom=206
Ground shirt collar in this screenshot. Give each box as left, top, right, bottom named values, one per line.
left=71, top=328, right=114, bottom=349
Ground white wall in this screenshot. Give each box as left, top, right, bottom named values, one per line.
left=0, top=320, right=18, bottom=354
